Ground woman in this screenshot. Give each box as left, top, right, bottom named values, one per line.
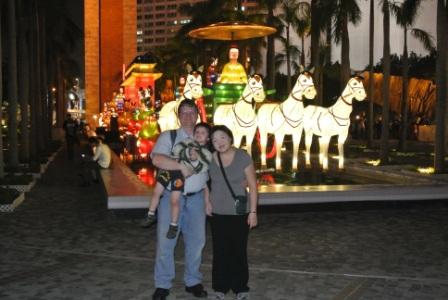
left=206, top=125, right=258, bottom=300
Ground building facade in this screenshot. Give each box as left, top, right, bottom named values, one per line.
left=84, top=0, right=137, bottom=126
left=136, top=0, right=259, bottom=53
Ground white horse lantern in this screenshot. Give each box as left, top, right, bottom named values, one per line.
left=303, top=76, right=367, bottom=170
left=213, top=75, right=265, bottom=155
left=257, top=71, right=317, bottom=170
left=157, top=72, right=204, bottom=132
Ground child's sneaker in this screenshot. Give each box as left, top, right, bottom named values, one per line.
left=140, top=214, right=157, bottom=228
left=166, top=224, right=178, bottom=239
left=236, top=292, right=250, bottom=300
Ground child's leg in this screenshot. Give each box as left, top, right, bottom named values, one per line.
left=170, top=191, right=181, bottom=225
left=149, top=182, right=165, bottom=213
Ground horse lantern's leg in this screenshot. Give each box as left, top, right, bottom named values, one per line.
left=291, top=130, right=302, bottom=171
left=274, top=133, right=285, bottom=171
left=234, top=132, right=243, bottom=150
left=259, top=130, right=268, bottom=168
left=304, top=130, right=313, bottom=167
left=320, top=135, right=331, bottom=171
left=337, top=133, right=348, bottom=169
left=245, top=127, right=257, bottom=156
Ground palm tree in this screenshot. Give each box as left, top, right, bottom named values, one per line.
left=261, top=0, right=281, bottom=90
left=0, top=0, right=4, bottom=179
left=391, top=0, right=435, bottom=152
left=275, top=37, right=301, bottom=89
left=7, top=0, right=20, bottom=170
left=309, top=0, right=334, bottom=105
left=296, top=2, right=311, bottom=67
left=367, top=0, right=375, bottom=147
left=434, top=0, right=447, bottom=173
left=277, top=0, right=300, bottom=92
left=17, top=0, right=30, bottom=163
left=333, top=0, right=362, bottom=88
left=380, top=0, right=391, bottom=165
left=310, top=0, right=321, bottom=104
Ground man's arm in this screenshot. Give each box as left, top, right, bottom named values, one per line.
left=152, top=153, right=193, bottom=178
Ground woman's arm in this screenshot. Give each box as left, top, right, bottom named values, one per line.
left=244, top=162, right=258, bottom=228
left=204, top=186, right=212, bottom=216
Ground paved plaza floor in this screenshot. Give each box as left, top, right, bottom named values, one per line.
left=1, top=146, right=448, bottom=300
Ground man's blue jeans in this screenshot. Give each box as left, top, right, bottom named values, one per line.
left=154, top=189, right=206, bottom=289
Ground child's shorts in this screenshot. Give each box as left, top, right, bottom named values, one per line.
left=156, top=169, right=185, bottom=192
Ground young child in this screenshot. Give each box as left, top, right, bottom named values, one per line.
left=141, top=123, right=212, bottom=239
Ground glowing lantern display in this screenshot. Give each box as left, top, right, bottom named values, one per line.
left=257, top=71, right=317, bottom=171
left=303, top=76, right=367, bottom=170
left=213, top=75, right=265, bottom=155
left=137, top=168, right=156, bottom=186
left=158, top=72, right=204, bottom=132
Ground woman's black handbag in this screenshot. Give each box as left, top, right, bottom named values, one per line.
left=217, top=152, right=248, bottom=215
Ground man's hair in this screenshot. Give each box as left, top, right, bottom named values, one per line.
left=177, top=99, right=198, bottom=115
left=211, top=125, right=234, bottom=144
left=88, top=137, right=99, bottom=145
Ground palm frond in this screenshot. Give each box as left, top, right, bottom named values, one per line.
left=411, top=28, right=435, bottom=52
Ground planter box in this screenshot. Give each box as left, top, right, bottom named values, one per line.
left=0, top=192, right=25, bottom=213
left=1, top=180, right=36, bottom=193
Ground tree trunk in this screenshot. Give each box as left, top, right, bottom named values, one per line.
left=380, top=0, right=391, bottom=164
left=56, top=56, right=66, bottom=128
left=310, top=0, right=321, bottom=104
left=286, top=25, right=291, bottom=92
left=39, top=13, right=51, bottom=148
left=29, top=0, right=39, bottom=162
left=367, top=0, right=375, bottom=147
left=34, top=3, right=45, bottom=152
left=7, top=0, right=20, bottom=170
left=399, top=28, right=409, bottom=152
left=340, top=14, right=351, bottom=89
left=434, top=0, right=447, bottom=173
left=301, top=35, right=305, bottom=67
left=18, top=0, right=30, bottom=163
left=0, top=1, right=4, bottom=179
left=266, top=6, right=276, bottom=91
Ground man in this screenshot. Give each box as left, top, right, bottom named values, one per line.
left=218, top=45, right=248, bottom=84
left=151, top=99, right=208, bottom=300
left=62, top=113, right=79, bottom=160
left=81, top=137, right=111, bottom=185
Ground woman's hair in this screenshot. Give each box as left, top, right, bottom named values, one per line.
left=194, top=122, right=212, bottom=150
left=211, top=125, right=234, bottom=145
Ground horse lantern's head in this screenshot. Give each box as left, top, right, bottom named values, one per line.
left=292, top=71, right=316, bottom=100
left=185, top=71, right=204, bottom=99
left=348, top=76, right=366, bottom=101
left=248, top=74, right=265, bottom=103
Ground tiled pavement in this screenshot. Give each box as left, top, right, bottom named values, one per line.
left=1, top=147, right=448, bottom=300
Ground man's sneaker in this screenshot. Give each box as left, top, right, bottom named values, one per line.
left=152, top=287, right=169, bottom=300
left=166, top=224, right=178, bottom=239
left=140, top=214, right=157, bottom=228
left=209, top=291, right=225, bottom=299
left=236, top=292, right=250, bottom=300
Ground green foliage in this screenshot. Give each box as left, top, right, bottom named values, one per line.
left=372, top=51, right=436, bottom=79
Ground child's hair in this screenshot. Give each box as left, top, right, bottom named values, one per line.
left=194, top=122, right=212, bottom=150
